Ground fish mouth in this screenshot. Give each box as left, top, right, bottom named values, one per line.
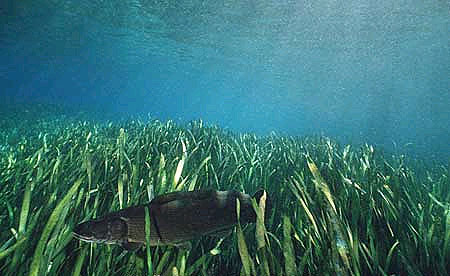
left=73, top=218, right=127, bottom=244
left=72, top=231, right=112, bottom=244
left=72, top=231, right=100, bottom=243
left=72, top=222, right=107, bottom=243
left=72, top=232, right=90, bottom=242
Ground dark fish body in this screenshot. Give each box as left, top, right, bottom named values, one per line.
left=73, top=189, right=268, bottom=250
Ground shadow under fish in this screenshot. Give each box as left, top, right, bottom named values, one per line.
left=73, top=189, right=269, bottom=251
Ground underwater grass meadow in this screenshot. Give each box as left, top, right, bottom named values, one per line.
left=0, top=106, right=448, bottom=276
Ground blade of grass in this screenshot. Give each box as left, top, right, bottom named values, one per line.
left=28, top=177, right=84, bottom=276
left=283, top=216, right=297, bottom=275
left=72, top=247, right=87, bottom=276
left=236, top=198, right=253, bottom=276
left=0, top=237, right=27, bottom=261
left=144, top=206, right=153, bottom=275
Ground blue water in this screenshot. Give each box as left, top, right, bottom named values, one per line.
left=1, top=0, right=449, bottom=160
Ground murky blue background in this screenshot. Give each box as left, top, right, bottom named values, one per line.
left=1, top=0, right=449, bottom=160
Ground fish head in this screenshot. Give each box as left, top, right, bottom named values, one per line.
left=73, top=217, right=127, bottom=244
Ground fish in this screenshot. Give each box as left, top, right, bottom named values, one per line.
left=73, top=189, right=269, bottom=251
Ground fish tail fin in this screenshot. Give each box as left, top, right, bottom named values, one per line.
left=241, top=189, right=271, bottom=223
left=252, top=189, right=272, bottom=219
left=252, top=189, right=266, bottom=202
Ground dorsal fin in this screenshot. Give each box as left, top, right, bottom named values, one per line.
left=150, top=191, right=182, bottom=205
left=150, top=189, right=216, bottom=205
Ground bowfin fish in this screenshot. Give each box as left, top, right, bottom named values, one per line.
left=73, top=189, right=269, bottom=250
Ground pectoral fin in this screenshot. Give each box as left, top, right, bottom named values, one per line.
left=173, top=241, right=191, bottom=250
left=208, top=228, right=233, bottom=238
left=121, top=241, right=143, bottom=251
